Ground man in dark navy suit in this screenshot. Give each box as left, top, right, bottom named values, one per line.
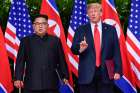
left=71, top=3, right=122, bottom=93
left=14, top=14, right=69, bottom=93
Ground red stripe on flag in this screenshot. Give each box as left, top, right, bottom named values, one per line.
left=70, top=63, right=78, bottom=77
left=135, top=75, right=140, bottom=88
left=69, top=52, right=79, bottom=63
left=5, top=39, right=15, bottom=49
left=5, top=27, right=17, bottom=60
left=127, top=37, right=140, bottom=57
left=5, top=28, right=16, bottom=38
left=7, top=51, right=15, bottom=60
left=128, top=54, right=140, bottom=73
left=67, top=34, right=73, bottom=44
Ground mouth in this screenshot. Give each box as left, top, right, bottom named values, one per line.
left=91, top=16, right=96, bottom=19
left=39, top=29, right=43, bottom=32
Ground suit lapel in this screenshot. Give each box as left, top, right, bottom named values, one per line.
left=85, top=23, right=95, bottom=52
left=101, top=23, right=108, bottom=50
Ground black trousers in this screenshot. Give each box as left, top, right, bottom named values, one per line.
left=79, top=67, right=114, bottom=93
left=22, top=89, right=59, bottom=93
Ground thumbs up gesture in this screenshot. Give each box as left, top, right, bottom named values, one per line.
left=79, top=36, right=88, bottom=53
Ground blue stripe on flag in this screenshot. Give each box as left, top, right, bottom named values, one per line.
left=48, top=0, right=58, bottom=11
left=108, top=0, right=115, bottom=7
left=0, top=87, right=5, bottom=93
left=59, top=84, right=73, bottom=93
left=114, top=77, right=136, bottom=93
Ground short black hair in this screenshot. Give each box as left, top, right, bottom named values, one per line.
left=33, top=14, right=48, bottom=23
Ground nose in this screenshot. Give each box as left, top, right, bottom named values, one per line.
left=39, top=24, right=43, bottom=27
left=91, top=12, right=95, bottom=16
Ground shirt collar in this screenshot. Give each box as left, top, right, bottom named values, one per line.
left=34, top=33, right=48, bottom=39
left=91, top=20, right=102, bottom=28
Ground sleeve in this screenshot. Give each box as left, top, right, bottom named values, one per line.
left=15, top=38, right=26, bottom=80
left=71, top=27, right=84, bottom=55
left=57, top=38, right=69, bottom=80
left=112, top=27, right=122, bottom=75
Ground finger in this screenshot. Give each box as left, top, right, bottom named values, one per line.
left=20, top=81, right=24, bottom=88
left=63, top=79, right=68, bottom=84
left=114, top=74, right=120, bottom=80
left=80, top=41, right=83, bottom=45
left=64, top=80, right=68, bottom=84
left=84, top=36, right=86, bottom=41
left=114, top=76, right=118, bottom=80
left=14, top=82, right=21, bottom=88
left=81, top=40, right=87, bottom=45
left=80, top=43, right=88, bottom=49
left=80, top=41, right=85, bottom=46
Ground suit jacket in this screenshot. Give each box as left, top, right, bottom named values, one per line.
left=71, top=22, right=122, bottom=84
left=15, top=34, right=69, bottom=90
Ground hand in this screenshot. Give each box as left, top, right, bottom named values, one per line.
left=63, top=78, right=68, bottom=84
left=14, top=80, right=24, bottom=88
left=114, top=73, right=120, bottom=80
left=79, top=36, right=88, bottom=53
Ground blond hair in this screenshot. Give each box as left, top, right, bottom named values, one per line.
left=87, top=3, right=102, bottom=12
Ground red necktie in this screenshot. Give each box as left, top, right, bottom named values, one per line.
left=94, top=24, right=101, bottom=67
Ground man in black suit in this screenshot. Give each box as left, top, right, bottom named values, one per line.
left=71, top=3, right=122, bottom=93
left=14, top=14, right=69, bottom=93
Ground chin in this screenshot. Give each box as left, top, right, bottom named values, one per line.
left=39, top=31, right=45, bottom=34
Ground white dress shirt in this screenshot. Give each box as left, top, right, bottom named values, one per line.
left=90, top=20, right=102, bottom=46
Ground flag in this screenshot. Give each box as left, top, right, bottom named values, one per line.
left=5, top=0, right=34, bottom=63
left=102, top=0, right=137, bottom=93
left=0, top=26, right=13, bottom=93
left=59, top=83, right=73, bottom=93
left=40, top=0, right=73, bottom=92
left=67, top=0, right=88, bottom=77
left=126, top=0, right=140, bottom=88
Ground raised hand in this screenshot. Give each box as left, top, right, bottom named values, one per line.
left=79, top=36, right=88, bottom=53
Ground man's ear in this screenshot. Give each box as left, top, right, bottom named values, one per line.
left=100, top=12, right=103, bottom=17
left=47, top=23, right=49, bottom=27
left=46, top=23, right=49, bottom=29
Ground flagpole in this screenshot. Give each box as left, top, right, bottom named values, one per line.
left=19, top=88, right=21, bottom=93
left=10, top=0, right=13, bottom=3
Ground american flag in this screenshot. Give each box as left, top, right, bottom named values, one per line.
left=5, top=0, right=33, bottom=63
left=102, top=0, right=137, bottom=92
left=67, top=0, right=88, bottom=77
left=126, top=0, right=140, bottom=88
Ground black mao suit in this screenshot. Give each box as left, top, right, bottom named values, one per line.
left=15, top=34, right=69, bottom=91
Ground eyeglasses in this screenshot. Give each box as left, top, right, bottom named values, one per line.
left=33, top=22, right=48, bottom=26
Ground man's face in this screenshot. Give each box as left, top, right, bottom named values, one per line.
left=33, top=17, right=49, bottom=36
left=87, top=6, right=102, bottom=23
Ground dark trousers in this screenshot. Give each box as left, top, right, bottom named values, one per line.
left=79, top=67, right=114, bottom=93
left=23, top=89, right=59, bottom=93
